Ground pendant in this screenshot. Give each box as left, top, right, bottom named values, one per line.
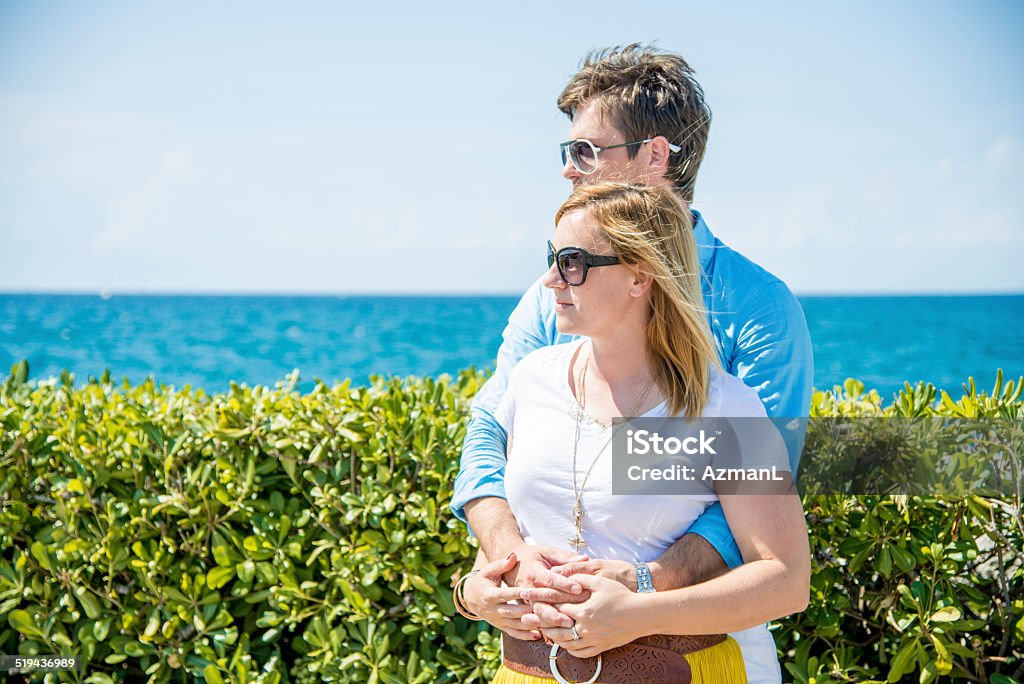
left=569, top=503, right=585, bottom=552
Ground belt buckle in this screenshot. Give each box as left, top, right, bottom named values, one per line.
left=549, top=643, right=602, bottom=684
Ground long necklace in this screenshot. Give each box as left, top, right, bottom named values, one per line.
left=568, top=350, right=656, bottom=553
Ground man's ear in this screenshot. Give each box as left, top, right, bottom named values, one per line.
left=630, top=266, right=655, bottom=297
left=647, top=136, right=674, bottom=176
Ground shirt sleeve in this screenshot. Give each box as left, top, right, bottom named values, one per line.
left=491, top=358, right=521, bottom=436
left=688, top=280, right=812, bottom=570
left=450, top=277, right=553, bottom=526
left=730, top=279, right=814, bottom=473
left=687, top=502, right=743, bottom=569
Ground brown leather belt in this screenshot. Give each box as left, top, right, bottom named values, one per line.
left=501, top=632, right=728, bottom=683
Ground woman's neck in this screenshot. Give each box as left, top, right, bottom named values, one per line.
left=585, top=335, right=652, bottom=387
left=579, top=296, right=653, bottom=381
left=573, top=330, right=662, bottom=425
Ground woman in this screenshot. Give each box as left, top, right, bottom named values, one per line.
left=457, top=183, right=809, bottom=683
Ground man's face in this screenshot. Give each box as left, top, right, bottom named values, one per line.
left=562, top=99, right=654, bottom=186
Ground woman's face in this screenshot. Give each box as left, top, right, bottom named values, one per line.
left=543, top=209, right=642, bottom=337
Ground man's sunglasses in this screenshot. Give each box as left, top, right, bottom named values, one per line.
left=547, top=241, right=620, bottom=286
left=559, top=137, right=683, bottom=175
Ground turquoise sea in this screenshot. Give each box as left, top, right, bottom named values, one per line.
left=2, top=294, right=1022, bottom=400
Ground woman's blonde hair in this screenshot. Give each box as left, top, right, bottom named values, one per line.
left=555, top=183, right=720, bottom=417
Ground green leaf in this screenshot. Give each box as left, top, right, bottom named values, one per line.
left=409, top=575, right=432, bottom=593
left=8, top=609, right=43, bottom=638
left=204, top=665, right=226, bottom=684
left=943, top=618, right=985, bottom=632
left=144, top=611, right=161, bottom=638
left=896, top=584, right=918, bottom=609
left=281, top=450, right=297, bottom=481
left=31, top=541, right=52, bottom=571
left=888, top=638, right=918, bottom=682
left=990, top=675, right=1019, bottom=684
left=889, top=543, right=916, bottom=572
left=94, top=617, right=112, bottom=642
left=75, top=586, right=102, bottom=619
left=877, top=545, right=892, bottom=577
left=12, top=358, right=29, bottom=384
left=236, top=560, right=255, bottom=584
left=207, top=566, right=235, bottom=590
left=213, top=427, right=251, bottom=440
left=85, top=675, right=115, bottom=684
left=213, top=545, right=238, bottom=567
left=929, top=606, right=962, bottom=623
left=929, top=634, right=952, bottom=675
left=308, top=439, right=325, bottom=464
left=849, top=544, right=874, bottom=573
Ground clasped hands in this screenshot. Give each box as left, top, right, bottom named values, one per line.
left=461, top=545, right=645, bottom=658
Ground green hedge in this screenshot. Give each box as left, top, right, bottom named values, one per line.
left=0, top=364, right=1021, bottom=683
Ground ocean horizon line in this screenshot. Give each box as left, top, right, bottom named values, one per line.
left=5, top=292, right=1020, bottom=398
left=4, top=290, right=1024, bottom=299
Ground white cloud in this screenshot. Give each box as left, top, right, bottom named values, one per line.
left=985, top=135, right=1020, bottom=166
left=92, top=145, right=198, bottom=253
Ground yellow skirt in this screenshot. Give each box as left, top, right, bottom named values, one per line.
left=491, top=635, right=747, bottom=683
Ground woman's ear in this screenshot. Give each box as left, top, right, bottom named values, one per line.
left=630, top=265, right=655, bottom=298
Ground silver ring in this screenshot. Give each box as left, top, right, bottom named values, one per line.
left=570, top=624, right=581, bottom=641
left=549, top=644, right=602, bottom=684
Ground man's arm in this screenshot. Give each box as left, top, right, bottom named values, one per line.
left=450, top=276, right=552, bottom=529
left=730, top=279, right=814, bottom=472
left=684, top=278, right=813, bottom=571
left=462, top=497, right=523, bottom=563
left=651, top=523, right=732, bottom=587
left=547, top=523, right=733, bottom=596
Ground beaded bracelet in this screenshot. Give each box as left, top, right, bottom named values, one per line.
left=453, top=569, right=483, bottom=621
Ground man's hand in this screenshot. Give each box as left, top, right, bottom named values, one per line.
left=504, top=544, right=588, bottom=594
left=550, top=558, right=639, bottom=590
left=462, top=553, right=539, bottom=641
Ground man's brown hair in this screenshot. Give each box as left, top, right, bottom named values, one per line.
left=557, top=44, right=712, bottom=203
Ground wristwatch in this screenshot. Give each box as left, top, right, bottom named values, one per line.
left=634, top=562, right=656, bottom=593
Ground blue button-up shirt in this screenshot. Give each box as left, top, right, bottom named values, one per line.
left=451, top=211, right=813, bottom=569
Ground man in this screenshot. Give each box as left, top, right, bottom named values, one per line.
left=451, top=44, right=813, bottom=682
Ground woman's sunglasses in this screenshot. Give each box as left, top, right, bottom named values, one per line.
left=559, top=137, right=682, bottom=175
left=547, top=241, right=620, bottom=286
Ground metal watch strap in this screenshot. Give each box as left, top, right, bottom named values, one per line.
left=634, top=561, right=656, bottom=593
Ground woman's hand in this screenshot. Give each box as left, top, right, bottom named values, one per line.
left=520, top=558, right=633, bottom=632
left=463, top=553, right=541, bottom=641
left=523, top=573, right=648, bottom=658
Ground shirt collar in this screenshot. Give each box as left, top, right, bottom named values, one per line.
left=692, top=209, right=715, bottom=271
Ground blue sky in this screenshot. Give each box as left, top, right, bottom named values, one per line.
left=1, top=1, right=1022, bottom=295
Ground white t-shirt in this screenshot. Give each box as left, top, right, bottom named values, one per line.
left=494, top=340, right=786, bottom=684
